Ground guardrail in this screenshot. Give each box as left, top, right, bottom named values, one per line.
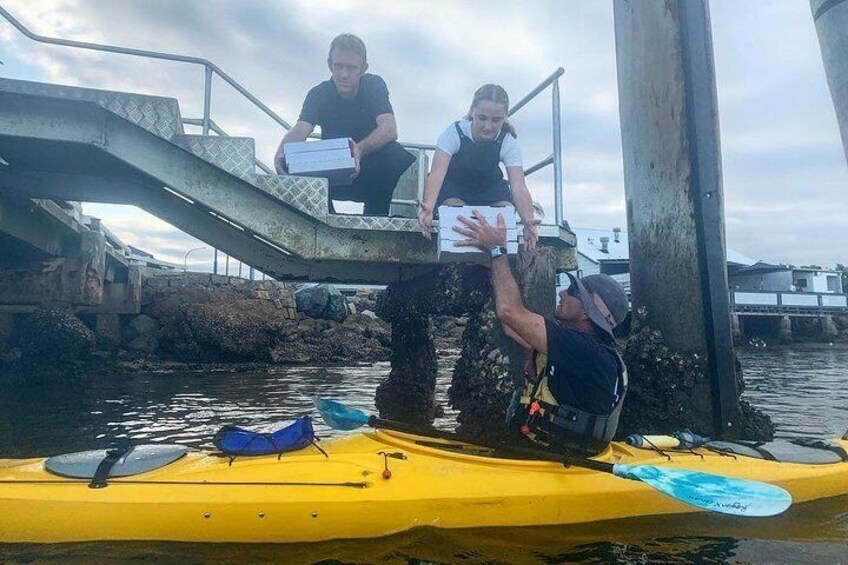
left=731, top=290, right=848, bottom=315
left=1, top=7, right=565, bottom=226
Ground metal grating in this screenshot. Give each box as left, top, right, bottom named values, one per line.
left=255, top=174, right=329, bottom=220
left=173, top=135, right=256, bottom=183
left=0, top=78, right=183, bottom=139
left=325, top=214, right=421, bottom=232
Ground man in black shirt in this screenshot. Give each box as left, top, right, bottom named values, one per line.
left=453, top=212, right=630, bottom=453
left=275, top=33, right=414, bottom=216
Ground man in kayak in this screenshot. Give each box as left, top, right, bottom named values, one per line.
left=274, top=33, right=415, bottom=216
left=453, top=212, right=629, bottom=455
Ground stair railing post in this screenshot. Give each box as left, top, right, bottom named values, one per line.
left=202, top=64, right=213, bottom=135
left=202, top=64, right=218, bottom=268
left=552, top=76, right=563, bottom=227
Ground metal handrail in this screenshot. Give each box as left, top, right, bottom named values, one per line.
left=508, top=67, right=565, bottom=225
left=0, top=6, right=291, bottom=135
left=1, top=6, right=565, bottom=225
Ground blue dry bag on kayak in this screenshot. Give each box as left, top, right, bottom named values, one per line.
left=213, top=416, right=327, bottom=463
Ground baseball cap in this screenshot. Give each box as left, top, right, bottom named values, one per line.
left=567, top=273, right=629, bottom=341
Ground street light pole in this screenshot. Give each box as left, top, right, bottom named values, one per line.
left=183, top=246, right=208, bottom=271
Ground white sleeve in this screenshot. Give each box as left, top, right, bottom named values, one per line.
left=500, top=134, right=523, bottom=168
left=436, top=124, right=461, bottom=156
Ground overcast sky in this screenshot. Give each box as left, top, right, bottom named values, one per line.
left=1, top=0, right=846, bottom=271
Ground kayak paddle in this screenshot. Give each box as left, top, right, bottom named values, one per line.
left=312, top=397, right=793, bottom=518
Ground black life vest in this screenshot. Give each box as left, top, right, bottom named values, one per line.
left=517, top=346, right=627, bottom=454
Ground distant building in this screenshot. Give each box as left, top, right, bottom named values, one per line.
left=569, top=227, right=843, bottom=295
left=572, top=226, right=754, bottom=276
left=726, top=262, right=843, bottom=294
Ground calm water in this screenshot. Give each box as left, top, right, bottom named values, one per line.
left=1, top=344, right=847, bottom=563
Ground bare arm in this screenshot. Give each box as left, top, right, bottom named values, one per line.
left=418, top=149, right=451, bottom=239
left=274, top=120, right=315, bottom=174
left=453, top=212, right=548, bottom=353
left=490, top=254, right=548, bottom=353
left=506, top=166, right=539, bottom=251
left=356, top=113, right=397, bottom=156
left=502, top=322, right=532, bottom=350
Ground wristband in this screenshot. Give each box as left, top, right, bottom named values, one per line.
left=489, top=246, right=507, bottom=259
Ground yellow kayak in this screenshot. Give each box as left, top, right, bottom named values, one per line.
left=1, top=430, right=847, bottom=544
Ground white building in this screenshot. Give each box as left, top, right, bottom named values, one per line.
left=573, top=227, right=754, bottom=274
left=569, top=227, right=844, bottom=295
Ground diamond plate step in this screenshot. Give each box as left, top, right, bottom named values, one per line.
left=173, top=135, right=256, bottom=183
left=324, top=214, right=420, bottom=232
left=0, top=78, right=184, bottom=140
left=255, top=174, right=329, bottom=220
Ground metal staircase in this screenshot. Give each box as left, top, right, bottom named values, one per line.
left=0, top=7, right=576, bottom=284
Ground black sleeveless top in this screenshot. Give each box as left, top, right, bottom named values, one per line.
left=443, top=122, right=507, bottom=190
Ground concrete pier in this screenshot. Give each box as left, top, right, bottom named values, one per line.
left=375, top=248, right=561, bottom=434
left=450, top=249, right=557, bottom=440
left=779, top=315, right=793, bottom=343
left=614, top=0, right=740, bottom=436
left=821, top=315, right=839, bottom=341
left=731, top=313, right=743, bottom=343
left=811, top=0, right=848, bottom=167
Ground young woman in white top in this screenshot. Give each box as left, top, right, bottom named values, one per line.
left=418, top=84, right=539, bottom=250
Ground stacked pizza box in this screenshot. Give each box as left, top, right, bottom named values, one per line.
left=436, top=205, right=518, bottom=262
left=284, top=138, right=356, bottom=186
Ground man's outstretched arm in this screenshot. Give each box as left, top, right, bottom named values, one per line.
left=454, top=212, right=548, bottom=354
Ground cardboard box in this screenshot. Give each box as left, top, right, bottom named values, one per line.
left=436, top=205, right=519, bottom=262
left=284, top=138, right=356, bottom=187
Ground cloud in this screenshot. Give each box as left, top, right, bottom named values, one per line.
left=1, top=0, right=845, bottom=270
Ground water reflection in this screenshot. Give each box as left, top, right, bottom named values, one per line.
left=737, top=344, right=848, bottom=439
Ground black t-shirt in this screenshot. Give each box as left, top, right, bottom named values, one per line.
left=298, top=74, right=394, bottom=142
left=543, top=319, right=621, bottom=415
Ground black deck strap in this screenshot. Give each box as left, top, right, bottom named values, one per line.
left=639, top=435, right=673, bottom=461
left=311, top=439, right=329, bottom=459
left=703, top=445, right=738, bottom=460
left=88, top=444, right=135, bottom=489
left=791, top=438, right=848, bottom=462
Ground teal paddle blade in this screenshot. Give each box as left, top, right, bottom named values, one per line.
left=313, top=397, right=370, bottom=431
left=612, top=463, right=792, bottom=517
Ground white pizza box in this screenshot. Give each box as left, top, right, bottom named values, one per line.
left=286, top=148, right=353, bottom=166
left=436, top=204, right=518, bottom=262
left=436, top=205, right=517, bottom=240
left=288, top=157, right=357, bottom=187
left=284, top=138, right=351, bottom=156
left=438, top=239, right=519, bottom=262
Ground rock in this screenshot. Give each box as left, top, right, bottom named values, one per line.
left=619, top=308, right=774, bottom=441
left=269, top=313, right=390, bottom=365
left=126, top=314, right=160, bottom=341
left=295, top=284, right=348, bottom=322
left=361, top=310, right=378, bottom=319
left=19, top=307, right=96, bottom=366
left=295, top=285, right=328, bottom=317
left=125, top=314, right=161, bottom=354
left=95, top=314, right=122, bottom=349
left=187, top=300, right=289, bottom=361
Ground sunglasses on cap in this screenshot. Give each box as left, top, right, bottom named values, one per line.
left=565, top=272, right=580, bottom=299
